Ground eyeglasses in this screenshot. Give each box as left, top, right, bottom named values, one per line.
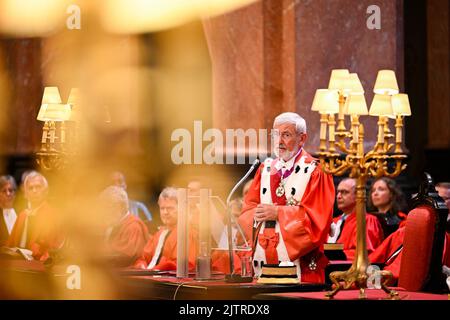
left=271, top=131, right=300, bottom=140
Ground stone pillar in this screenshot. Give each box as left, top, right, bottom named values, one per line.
left=427, top=0, right=450, bottom=149
left=203, top=0, right=404, bottom=153
left=0, top=39, right=43, bottom=155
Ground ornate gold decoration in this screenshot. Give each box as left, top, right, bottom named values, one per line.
left=312, top=69, right=411, bottom=299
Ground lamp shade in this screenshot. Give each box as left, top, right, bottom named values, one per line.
left=373, top=70, right=399, bottom=95
left=37, top=103, right=71, bottom=121
left=67, top=88, right=80, bottom=106
left=369, top=94, right=393, bottom=116
left=67, top=88, right=81, bottom=122
left=344, top=94, right=368, bottom=115
left=41, top=86, right=62, bottom=104
left=311, top=89, right=339, bottom=114
left=391, top=93, right=411, bottom=116
left=346, top=73, right=364, bottom=95
left=328, top=69, right=350, bottom=91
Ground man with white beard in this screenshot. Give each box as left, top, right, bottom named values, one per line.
left=238, top=112, right=335, bottom=283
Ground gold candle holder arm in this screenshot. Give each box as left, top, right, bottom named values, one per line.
left=382, top=158, right=407, bottom=178
left=319, top=113, right=329, bottom=152
left=328, top=114, right=337, bottom=153
left=394, top=115, right=404, bottom=154
left=335, top=93, right=347, bottom=133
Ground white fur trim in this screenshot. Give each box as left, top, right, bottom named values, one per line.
left=283, top=156, right=316, bottom=204
left=260, top=158, right=273, bottom=205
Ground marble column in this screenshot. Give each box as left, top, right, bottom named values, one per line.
left=0, top=39, right=43, bottom=155
left=203, top=0, right=404, bottom=153
left=427, top=0, right=450, bottom=149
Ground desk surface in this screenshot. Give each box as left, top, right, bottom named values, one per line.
left=121, top=272, right=328, bottom=300
left=0, top=260, right=330, bottom=300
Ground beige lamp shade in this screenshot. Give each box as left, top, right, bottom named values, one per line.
left=67, top=88, right=80, bottom=105
left=373, top=70, right=399, bottom=95
left=311, top=89, right=339, bottom=114
left=346, top=73, right=364, bottom=95
left=41, top=86, right=62, bottom=104
left=344, top=94, right=368, bottom=115
left=391, top=93, right=411, bottom=116
left=328, top=69, right=350, bottom=91
left=67, top=88, right=81, bottom=122
left=37, top=103, right=71, bottom=121
left=369, top=94, right=394, bottom=116
left=67, top=105, right=80, bottom=122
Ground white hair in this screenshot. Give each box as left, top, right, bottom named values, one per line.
left=158, top=187, right=178, bottom=203
left=100, top=185, right=129, bottom=212
left=24, top=171, right=48, bottom=190
left=273, top=112, right=307, bottom=134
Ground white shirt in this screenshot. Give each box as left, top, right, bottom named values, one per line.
left=147, top=228, right=170, bottom=269
left=327, top=213, right=349, bottom=244
left=2, top=208, right=17, bottom=235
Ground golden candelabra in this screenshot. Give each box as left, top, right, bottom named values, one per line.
left=36, top=87, right=79, bottom=171
left=36, top=121, right=72, bottom=171
left=312, top=69, right=411, bottom=299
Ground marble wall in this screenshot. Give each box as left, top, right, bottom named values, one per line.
left=427, top=0, right=450, bottom=149
left=0, top=39, right=43, bottom=155
left=204, top=0, right=404, bottom=153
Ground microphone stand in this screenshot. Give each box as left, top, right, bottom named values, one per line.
left=225, top=158, right=260, bottom=283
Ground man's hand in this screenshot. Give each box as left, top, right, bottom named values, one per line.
left=255, top=204, right=278, bottom=222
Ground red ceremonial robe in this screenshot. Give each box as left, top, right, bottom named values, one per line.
left=443, top=232, right=450, bottom=267
left=369, top=227, right=405, bottom=282
left=134, top=226, right=197, bottom=271
left=238, top=149, right=335, bottom=283
left=333, top=212, right=384, bottom=260
left=6, top=202, right=63, bottom=261
left=106, top=214, right=149, bottom=266
left=211, top=249, right=248, bottom=274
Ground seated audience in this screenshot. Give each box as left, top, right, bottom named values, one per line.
left=369, top=226, right=405, bottom=282
left=217, top=198, right=244, bottom=248
left=187, top=179, right=202, bottom=229
left=134, top=187, right=197, bottom=271
left=212, top=197, right=249, bottom=274
left=436, top=182, right=450, bottom=268
left=110, top=171, right=153, bottom=224
left=328, top=178, right=384, bottom=260
left=100, top=186, right=149, bottom=267
left=0, top=175, right=18, bottom=246
left=370, top=181, right=450, bottom=284
left=367, top=177, right=408, bottom=238
left=5, top=171, right=63, bottom=261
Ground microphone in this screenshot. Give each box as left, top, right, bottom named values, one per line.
left=225, top=158, right=260, bottom=283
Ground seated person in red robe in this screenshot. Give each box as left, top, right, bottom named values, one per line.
left=5, top=171, right=63, bottom=261
left=436, top=182, right=450, bottom=268
left=0, top=175, right=18, bottom=247
left=369, top=226, right=405, bottom=282
left=367, top=177, right=408, bottom=238
left=327, top=178, right=384, bottom=261
left=134, top=187, right=197, bottom=271
left=212, top=198, right=249, bottom=274
left=100, top=186, right=149, bottom=267
left=370, top=182, right=450, bottom=284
